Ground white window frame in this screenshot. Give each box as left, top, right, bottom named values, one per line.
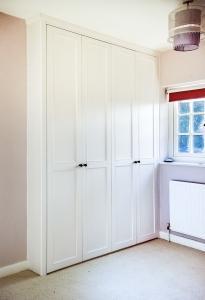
left=169, top=97, right=205, bottom=163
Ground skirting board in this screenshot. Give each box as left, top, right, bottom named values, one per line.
left=159, top=231, right=205, bottom=252
left=0, top=261, right=29, bottom=279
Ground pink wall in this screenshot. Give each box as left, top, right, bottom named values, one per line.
left=160, top=41, right=205, bottom=87
left=0, top=13, right=27, bottom=267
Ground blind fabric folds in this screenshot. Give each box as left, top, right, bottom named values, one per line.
left=168, top=88, right=205, bottom=102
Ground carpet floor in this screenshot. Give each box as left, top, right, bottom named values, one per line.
left=0, top=239, right=205, bottom=300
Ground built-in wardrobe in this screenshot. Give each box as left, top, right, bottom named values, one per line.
left=27, top=17, right=159, bottom=275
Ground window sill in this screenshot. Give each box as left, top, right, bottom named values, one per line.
left=160, top=161, right=205, bottom=168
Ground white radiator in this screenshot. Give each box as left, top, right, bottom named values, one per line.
left=169, top=180, right=205, bottom=240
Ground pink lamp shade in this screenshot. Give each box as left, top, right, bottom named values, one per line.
left=174, top=31, right=200, bottom=51
left=174, top=8, right=201, bottom=51
left=169, top=5, right=205, bottom=52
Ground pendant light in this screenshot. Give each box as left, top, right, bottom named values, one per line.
left=168, top=0, right=205, bottom=51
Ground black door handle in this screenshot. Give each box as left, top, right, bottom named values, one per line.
left=78, top=163, right=87, bottom=167
left=133, top=161, right=141, bottom=164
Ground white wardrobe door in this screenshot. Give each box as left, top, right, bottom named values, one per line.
left=111, top=45, right=137, bottom=251
left=136, top=53, right=158, bottom=164
left=82, top=37, right=111, bottom=260
left=47, top=26, right=83, bottom=272
left=137, top=164, right=156, bottom=243
left=135, top=53, right=158, bottom=243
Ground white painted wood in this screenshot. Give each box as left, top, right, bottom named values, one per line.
left=170, top=181, right=205, bottom=240
left=112, top=164, right=137, bottom=250
left=136, top=53, right=157, bottom=164
left=46, top=26, right=83, bottom=272
left=137, top=164, right=156, bottom=243
left=83, top=167, right=111, bottom=259
left=159, top=231, right=205, bottom=252
left=135, top=53, right=158, bottom=244
left=111, top=45, right=137, bottom=250
left=27, top=16, right=159, bottom=275
left=82, top=37, right=111, bottom=260
left=0, top=261, right=29, bottom=279
left=27, top=19, right=47, bottom=276
left=27, top=15, right=158, bottom=57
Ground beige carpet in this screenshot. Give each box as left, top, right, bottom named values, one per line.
left=0, top=239, right=205, bottom=300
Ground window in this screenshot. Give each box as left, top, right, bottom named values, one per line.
left=168, top=87, right=205, bottom=161
left=174, top=99, right=205, bottom=157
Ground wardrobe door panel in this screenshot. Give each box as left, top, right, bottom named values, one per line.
left=83, top=40, right=110, bottom=163
left=48, top=171, right=80, bottom=263
left=137, top=164, right=156, bottom=243
left=112, top=164, right=137, bottom=250
left=111, top=46, right=137, bottom=250
left=136, top=53, right=157, bottom=163
left=112, top=47, right=136, bottom=162
left=47, top=26, right=83, bottom=273
left=135, top=53, right=158, bottom=243
left=83, top=167, right=110, bottom=259
left=82, top=37, right=111, bottom=260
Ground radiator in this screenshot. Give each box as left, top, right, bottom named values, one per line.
left=169, top=180, right=205, bottom=240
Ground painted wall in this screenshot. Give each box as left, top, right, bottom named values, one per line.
left=160, top=41, right=205, bottom=87
left=0, top=13, right=27, bottom=267
left=159, top=43, right=205, bottom=232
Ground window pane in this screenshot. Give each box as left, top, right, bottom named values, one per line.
left=193, top=114, right=204, bottom=133
left=193, top=135, right=204, bottom=153
left=178, top=135, right=190, bottom=153
left=193, top=101, right=205, bottom=113
left=178, top=115, right=190, bottom=133
left=179, top=102, right=190, bottom=114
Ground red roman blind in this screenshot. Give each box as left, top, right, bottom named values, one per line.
left=169, top=88, right=205, bottom=102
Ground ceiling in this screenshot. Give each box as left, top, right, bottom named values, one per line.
left=0, top=0, right=182, bottom=50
